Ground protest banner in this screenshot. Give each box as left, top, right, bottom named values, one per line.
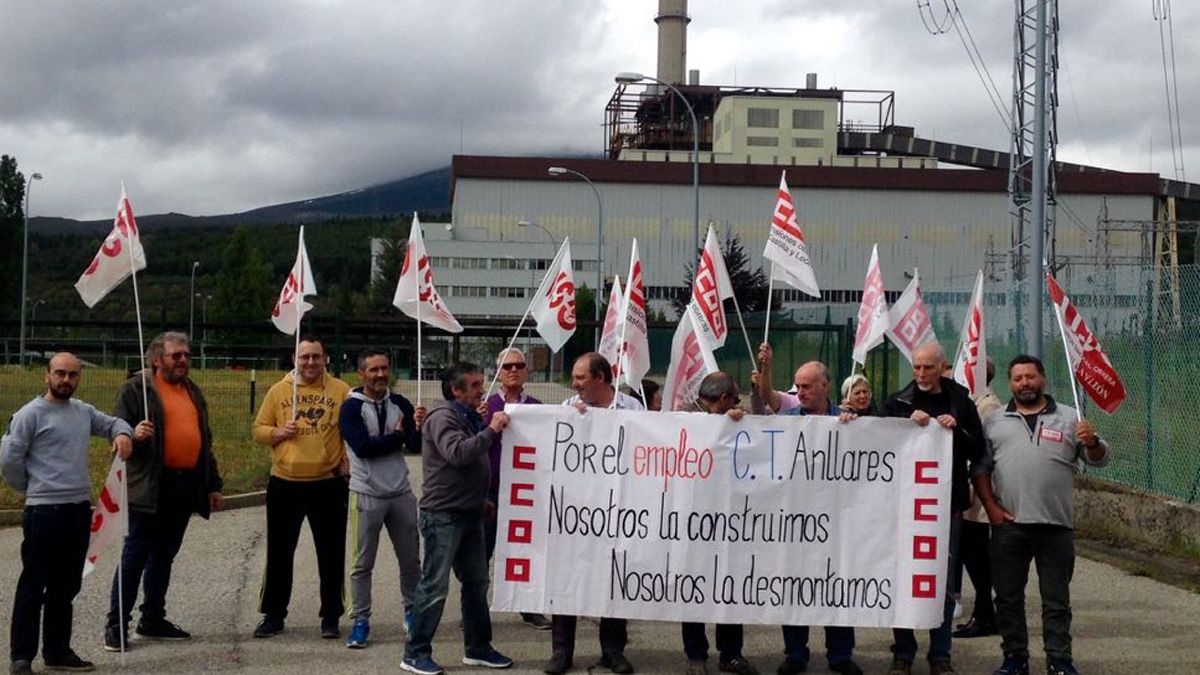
left=493, top=406, right=952, bottom=629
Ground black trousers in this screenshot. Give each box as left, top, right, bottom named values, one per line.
left=960, top=519, right=995, bottom=624
left=259, top=476, right=348, bottom=620
left=551, top=615, right=627, bottom=659
left=10, top=502, right=91, bottom=662
left=681, top=622, right=744, bottom=662
left=990, top=523, right=1075, bottom=663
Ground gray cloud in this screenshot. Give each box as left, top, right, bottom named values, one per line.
left=2, top=0, right=1197, bottom=219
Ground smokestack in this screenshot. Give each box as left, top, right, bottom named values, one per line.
left=688, top=69, right=700, bottom=85
left=656, top=0, right=690, bottom=85
left=806, top=72, right=818, bottom=89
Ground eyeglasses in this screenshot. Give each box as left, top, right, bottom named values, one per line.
left=164, top=351, right=191, bottom=361
left=500, top=362, right=527, bottom=371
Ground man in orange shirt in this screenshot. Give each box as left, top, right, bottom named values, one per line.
left=104, top=332, right=224, bottom=652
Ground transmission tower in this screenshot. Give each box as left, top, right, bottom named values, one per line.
left=1007, top=0, right=1059, bottom=355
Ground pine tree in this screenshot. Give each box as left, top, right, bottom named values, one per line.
left=0, top=155, right=26, bottom=320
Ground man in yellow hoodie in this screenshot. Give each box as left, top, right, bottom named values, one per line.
left=251, top=336, right=351, bottom=639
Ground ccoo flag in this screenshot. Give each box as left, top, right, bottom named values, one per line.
left=661, top=312, right=719, bottom=412
left=1047, top=273, right=1127, bottom=413
left=75, top=186, right=147, bottom=308
left=617, top=239, right=651, bottom=388
left=393, top=213, right=463, bottom=333
left=763, top=171, right=820, bottom=298
left=685, top=225, right=735, bottom=351
left=270, top=226, right=317, bottom=335
left=885, top=268, right=938, bottom=365
left=851, top=244, right=890, bottom=365
left=528, top=238, right=577, bottom=353
left=951, top=271, right=988, bottom=397
left=597, top=275, right=624, bottom=376
left=82, top=457, right=126, bottom=578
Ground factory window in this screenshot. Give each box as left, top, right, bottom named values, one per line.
left=572, top=260, right=598, bottom=272
left=490, top=258, right=525, bottom=270
left=746, top=136, right=779, bottom=147
left=450, top=257, right=488, bottom=269
left=529, top=258, right=550, bottom=271
left=747, top=107, right=779, bottom=128
left=429, top=256, right=451, bottom=268
left=792, top=137, right=824, bottom=148
left=446, top=286, right=487, bottom=298
left=792, top=109, right=825, bottom=130
left=645, top=286, right=685, bottom=301
left=491, top=287, right=527, bottom=299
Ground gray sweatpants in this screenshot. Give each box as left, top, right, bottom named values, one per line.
left=349, top=491, right=420, bottom=622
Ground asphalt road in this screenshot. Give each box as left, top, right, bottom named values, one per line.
left=2, top=461, right=1198, bottom=674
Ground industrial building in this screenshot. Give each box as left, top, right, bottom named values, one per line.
left=431, top=0, right=1198, bottom=339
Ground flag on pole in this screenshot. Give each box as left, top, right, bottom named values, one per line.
left=528, top=238, right=577, bottom=352
left=686, top=225, right=735, bottom=351
left=393, top=213, right=463, bottom=333
left=83, top=458, right=126, bottom=578
left=1047, top=273, right=1127, bottom=413
left=617, top=239, right=651, bottom=388
left=661, top=312, right=719, bottom=412
left=952, top=271, right=988, bottom=397
left=763, top=171, right=820, bottom=298
left=885, top=268, right=938, bottom=364
left=598, top=275, right=623, bottom=375
left=852, top=244, right=890, bottom=364
left=75, top=187, right=147, bottom=308
left=270, top=226, right=317, bottom=335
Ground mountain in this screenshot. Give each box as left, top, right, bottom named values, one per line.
left=28, top=166, right=451, bottom=234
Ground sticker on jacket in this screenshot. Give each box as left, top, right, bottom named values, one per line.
left=1039, top=427, right=1064, bottom=443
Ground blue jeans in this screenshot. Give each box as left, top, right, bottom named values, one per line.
left=892, top=514, right=962, bottom=664
left=107, top=471, right=195, bottom=628
left=10, top=502, right=91, bottom=663
left=404, top=509, right=493, bottom=661
left=781, top=625, right=855, bottom=666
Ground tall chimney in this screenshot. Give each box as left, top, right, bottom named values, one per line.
left=656, top=0, right=689, bottom=85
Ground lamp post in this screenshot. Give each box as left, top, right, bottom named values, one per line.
left=19, top=172, right=43, bottom=366
left=546, top=167, right=602, bottom=348
left=615, top=71, right=700, bottom=261
left=189, top=261, right=199, bottom=339
left=199, top=293, right=212, bottom=369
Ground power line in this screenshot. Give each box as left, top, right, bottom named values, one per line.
left=1153, top=0, right=1185, bottom=180
left=916, top=1, right=1012, bottom=134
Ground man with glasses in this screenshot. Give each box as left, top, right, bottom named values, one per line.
left=105, top=331, right=224, bottom=653
left=482, top=348, right=551, bottom=629
left=3, top=353, right=134, bottom=673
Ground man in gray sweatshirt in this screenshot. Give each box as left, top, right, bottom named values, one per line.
left=401, top=362, right=513, bottom=675
left=339, top=348, right=425, bottom=649
left=1, top=353, right=137, bottom=674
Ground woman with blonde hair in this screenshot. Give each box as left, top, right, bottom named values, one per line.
left=839, top=373, right=875, bottom=416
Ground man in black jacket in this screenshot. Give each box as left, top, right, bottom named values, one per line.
left=104, top=332, right=223, bottom=653
left=881, top=342, right=984, bottom=675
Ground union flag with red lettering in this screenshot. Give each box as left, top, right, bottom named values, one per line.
left=952, top=271, right=988, bottom=397
left=528, top=238, right=576, bottom=352
left=661, top=312, right=719, bottom=412
left=270, top=226, right=317, bottom=335
left=83, top=457, right=127, bottom=578
left=74, top=186, right=147, bottom=308
left=393, top=212, right=463, bottom=333
left=1047, top=273, right=1127, bottom=413
left=685, top=225, right=734, bottom=351
left=762, top=171, right=820, bottom=298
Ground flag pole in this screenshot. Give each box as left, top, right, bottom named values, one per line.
left=486, top=312, right=530, bottom=399
left=291, top=324, right=301, bottom=420
left=117, top=456, right=127, bottom=662
left=417, top=296, right=423, bottom=407
left=728, top=292, right=759, bottom=372
left=763, top=263, right=776, bottom=347
left=1047, top=274, right=1084, bottom=421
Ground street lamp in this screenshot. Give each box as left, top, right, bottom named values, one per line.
left=19, top=172, right=43, bottom=366
left=615, top=71, right=700, bottom=262
left=199, top=293, right=212, bottom=369
left=546, top=167, right=603, bottom=347
left=189, top=261, right=199, bottom=339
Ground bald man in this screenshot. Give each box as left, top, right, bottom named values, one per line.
left=880, top=342, right=985, bottom=675
left=2, top=353, right=137, bottom=673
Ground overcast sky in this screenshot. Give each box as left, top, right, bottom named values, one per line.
left=2, top=0, right=1195, bottom=220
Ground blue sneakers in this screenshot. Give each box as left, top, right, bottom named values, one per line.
left=462, top=649, right=514, bottom=669
left=401, top=656, right=445, bottom=675
left=993, top=656, right=1030, bottom=675
left=345, top=619, right=369, bottom=649
left=1046, top=661, right=1079, bottom=675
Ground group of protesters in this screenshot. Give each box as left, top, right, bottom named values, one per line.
left=1, top=329, right=1108, bottom=675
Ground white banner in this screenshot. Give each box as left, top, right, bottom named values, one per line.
left=493, top=406, right=953, bottom=629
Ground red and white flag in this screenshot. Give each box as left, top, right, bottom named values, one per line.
left=686, top=225, right=735, bottom=351
left=852, top=244, right=890, bottom=364
left=598, top=275, right=623, bottom=375
left=886, top=268, right=938, bottom=364
left=393, top=213, right=463, bottom=333
left=528, top=238, right=576, bottom=353
left=1047, top=273, right=1127, bottom=413
left=75, top=186, right=147, bottom=308
left=763, top=171, right=820, bottom=298
left=83, top=458, right=126, bottom=578
left=661, top=312, right=719, bottom=412
left=270, top=226, right=317, bottom=335
left=617, top=239, right=651, bottom=388
left=952, top=271, right=988, bottom=396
